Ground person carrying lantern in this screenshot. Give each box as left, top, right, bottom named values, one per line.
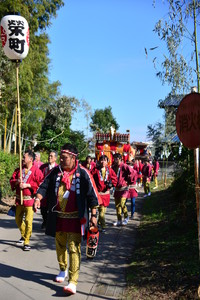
left=34, top=143, right=99, bottom=295
left=10, top=150, right=44, bottom=251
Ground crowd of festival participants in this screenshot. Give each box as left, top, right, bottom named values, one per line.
left=9, top=143, right=159, bottom=295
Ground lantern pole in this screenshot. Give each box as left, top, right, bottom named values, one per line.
left=16, top=59, right=23, bottom=204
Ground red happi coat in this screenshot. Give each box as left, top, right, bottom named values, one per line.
left=82, top=161, right=96, bottom=173
left=133, top=162, right=139, bottom=173
left=142, top=163, right=152, bottom=183
left=127, top=168, right=138, bottom=198
left=10, top=165, right=44, bottom=207
left=92, top=166, right=118, bottom=207
left=39, top=163, right=58, bottom=207
left=138, top=161, right=144, bottom=179
left=153, top=161, right=160, bottom=176
left=112, top=162, right=134, bottom=199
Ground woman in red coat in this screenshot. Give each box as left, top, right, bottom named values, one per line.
left=82, top=155, right=96, bottom=173
left=126, top=162, right=138, bottom=219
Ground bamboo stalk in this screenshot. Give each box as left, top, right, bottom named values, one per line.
left=7, top=107, right=15, bottom=153
left=0, top=128, right=2, bottom=150
left=16, top=61, right=23, bottom=205
left=14, top=104, right=17, bottom=154
left=164, top=173, right=167, bottom=187
left=4, top=116, right=7, bottom=152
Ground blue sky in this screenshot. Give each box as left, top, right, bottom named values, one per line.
left=46, top=0, right=171, bottom=142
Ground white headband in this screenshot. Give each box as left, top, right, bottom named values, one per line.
left=61, top=149, right=78, bottom=157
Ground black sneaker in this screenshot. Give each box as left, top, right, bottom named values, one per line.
left=23, top=244, right=31, bottom=251
left=16, top=237, right=25, bottom=245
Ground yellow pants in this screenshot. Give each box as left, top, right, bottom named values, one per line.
left=114, top=197, right=128, bottom=221
left=144, top=181, right=151, bottom=194
left=55, top=231, right=81, bottom=285
left=15, top=205, right=34, bottom=245
left=154, top=176, right=158, bottom=187
left=98, top=205, right=107, bottom=229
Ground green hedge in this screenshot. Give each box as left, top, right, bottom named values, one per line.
left=0, top=151, right=19, bottom=198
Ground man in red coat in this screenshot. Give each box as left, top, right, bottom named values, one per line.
left=92, top=155, right=118, bottom=232
left=10, top=150, right=44, bottom=251
left=112, top=153, right=134, bottom=226
left=39, top=150, right=58, bottom=228
left=142, top=158, right=152, bottom=197
left=153, top=157, right=160, bottom=189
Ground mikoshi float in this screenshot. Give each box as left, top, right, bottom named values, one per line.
left=95, top=127, right=135, bottom=166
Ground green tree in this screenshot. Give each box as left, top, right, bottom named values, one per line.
left=90, top=106, right=119, bottom=133
left=81, top=99, right=92, bottom=139
left=149, top=0, right=200, bottom=94
left=146, top=0, right=200, bottom=159
left=38, top=96, right=81, bottom=151
left=67, top=130, right=89, bottom=162
left=0, top=47, right=16, bottom=151
left=146, top=122, right=164, bottom=158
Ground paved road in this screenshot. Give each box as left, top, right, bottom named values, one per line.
left=0, top=191, right=143, bottom=300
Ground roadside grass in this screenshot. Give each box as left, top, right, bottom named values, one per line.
left=125, top=176, right=200, bottom=300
